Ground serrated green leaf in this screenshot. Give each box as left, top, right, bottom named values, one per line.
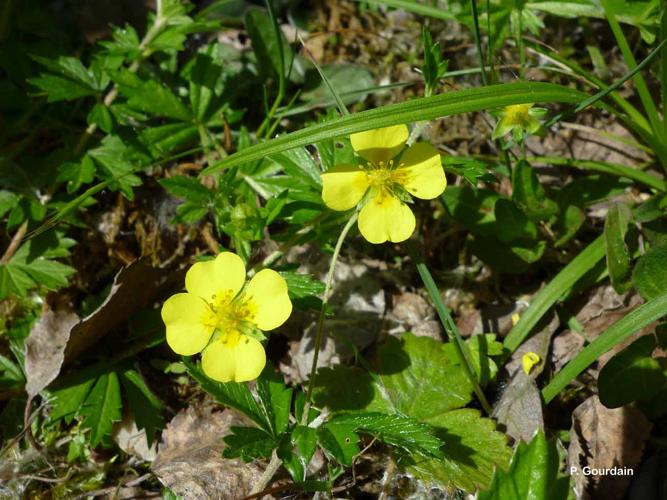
left=244, top=7, right=292, bottom=81
left=0, top=235, right=75, bottom=299
left=184, top=359, right=269, bottom=431
left=0, top=190, right=19, bottom=217
left=80, top=372, right=122, bottom=446
left=317, top=421, right=359, bottom=466
left=632, top=242, right=667, bottom=300
left=279, top=425, right=318, bottom=482
left=478, top=431, right=570, bottom=500
left=256, top=365, right=292, bottom=436
left=412, top=409, right=512, bottom=492
left=119, top=368, right=164, bottom=446
left=57, top=157, right=96, bottom=193
left=159, top=175, right=214, bottom=204
left=223, top=426, right=275, bottom=461
left=598, top=335, right=666, bottom=408
left=330, top=412, right=444, bottom=459
left=604, top=202, right=633, bottom=293
left=28, top=56, right=103, bottom=102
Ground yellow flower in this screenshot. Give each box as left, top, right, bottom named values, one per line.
left=320, top=125, right=446, bottom=244
left=161, top=252, right=292, bottom=383
left=492, top=104, right=545, bottom=141
left=522, top=351, right=541, bottom=375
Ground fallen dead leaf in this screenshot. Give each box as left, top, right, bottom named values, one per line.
left=152, top=406, right=268, bottom=500
left=24, top=309, right=79, bottom=398
left=492, top=372, right=543, bottom=444
left=568, top=396, right=651, bottom=500
left=64, top=258, right=184, bottom=364
left=505, top=312, right=559, bottom=379
left=114, top=414, right=158, bottom=462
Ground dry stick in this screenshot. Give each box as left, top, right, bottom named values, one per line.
left=23, top=397, right=43, bottom=452
left=0, top=221, right=28, bottom=263
left=248, top=450, right=284, bottom=496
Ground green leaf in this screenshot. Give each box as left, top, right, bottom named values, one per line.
left=0, top=354, right=24, bottom=390
left=28, top=56, right=104, bottom=102
left=494, top=199, right=538, bottom=243
left=604, top=202, right=633, bottom=293
left=370, top=335, right=474, bottom=417
left=421, top=28, right=448, bottom=94
left=80, top=372, right=122, bottom=446
left=314, top=334, right=510, bottom=492
left=87, top=136, right=143, bottom=198
left=123, top=79, right=191, bottom=121
left=223, top=426, right=275, bottom=461
left=268, top=148, right=322, bottom=189
left=441, top=186, right=501, bottom=237
left=159, top=175, right=214, bottom=204
left=512, top=160, right=558, bottom=221
left=632, top=242, right=667, bottom=300
left=87, top=103, right=114, bottom=134
left=410, top=408, right=512, bottom=492
left=478, top=431, right=570, bottom=500
left=300, top=64, right=375, bottom=107
left=280, top=425, right=318, bottom=482
left=119, top=368, right=164, bottom=446
left=256, top=366, right=293, bottom=437
left=204, top=82, right=587, bottom=174
left=0, top=190, right=19, bottom=218
left=48, top=366, right=101, bottom=424
left=184, top=359, right=269, bottom=431
left=244, top=7, right=292, bottom=81
left=598, top=335, right=666, bottom=408
left=317, top=421, right=359, bottom=466
left=57, top=157, right=97, bottom=193
left=329, top=412, right=444, bottom=459
left=0, top=235, right=75, bottom=300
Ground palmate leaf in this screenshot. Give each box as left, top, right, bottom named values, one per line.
left=79, top=372, right=122, bottom=447
left=0, top=235, right=75, bottom=300
left=203, top=82, right=586, bottom=175
left=314, top=334, right=511, bottom=492
left=119, top=368, right=164, bottom=446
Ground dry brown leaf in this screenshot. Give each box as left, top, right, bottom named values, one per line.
left=153, top=406, right=268, bottom=500
left=24, top=309, right=79, bottom=397
left=113, top=414, right=158, bottom=462
left=568, top=396, right=651, bottom=500
left=492, top=372, right=543, bottom=444
left=64, top=258, right=184, bottom=363
left=505, top=312, right=559, bottom=378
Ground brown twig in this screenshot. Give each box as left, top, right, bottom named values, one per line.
left=71, top=472, right=152, bottom=500
left=1, top=221, right=28, bottom=264
left=23, top=396, right=43, bottom=452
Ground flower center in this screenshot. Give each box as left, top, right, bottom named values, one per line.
left=202, top=290, right=257, bottom=346
left=505, top=104, right=532, bottom=127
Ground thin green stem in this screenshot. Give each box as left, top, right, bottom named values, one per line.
left=600, top=0, right=663, bottom=139
left=303, top=212, right=359, bottom=415
left=255, top=0, right=286, bottom=140
left=406, top=241, right=492, bottom=415
left=470, top=0, right=488, bottom=85
left=542, top=292, right=667, bottom=403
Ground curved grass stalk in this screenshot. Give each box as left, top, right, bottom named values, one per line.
left=542, top=292, right=667, bottom=403
left=503, top=235, right=606, bottom=353
left=202, top=82, right=587, bottom=175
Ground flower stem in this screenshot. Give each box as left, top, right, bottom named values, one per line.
left=406, top=241, right=492, bottom=415
left=302, top=212, right=359, bottom=420
left=249, top=450, right=283, bottom=495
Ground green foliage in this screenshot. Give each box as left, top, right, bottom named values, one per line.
left=79, top=372, right=122, bottom=447
left=598, top=334, right=667, bottom=408
left=632, top=242, right=667, bottom=300
left=478, top=431, right=571, bottom=500
left=0, top=234, right=75, bottom=300
left=421, top=28, right=448, bottom=95
left=604, top=202, right=633, bottom=293
left=314, top=333, right=511, bottom=492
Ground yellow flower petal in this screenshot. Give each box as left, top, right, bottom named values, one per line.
left=201, top=334, right=266, bottom=382
left=396, top=142, right=446, bottom=199
left=358, top=193, right=415, bottom=244
left=321, top=164, right=369, bottom=211
left=350, top=125, right=409, bottom=164
left=522, top=351, right=541, bottom=375
left=245, top=269, right=292, bottom=331
left=161, top=293, right=214, bottom=355
left=185, top=252, right=246, bottom=303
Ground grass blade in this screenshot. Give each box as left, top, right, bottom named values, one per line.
left=203, top=82, right=586, bottom=175
left=503, top=235, right=606, bottom=353
left=542, top=292, right=667, bottom=403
